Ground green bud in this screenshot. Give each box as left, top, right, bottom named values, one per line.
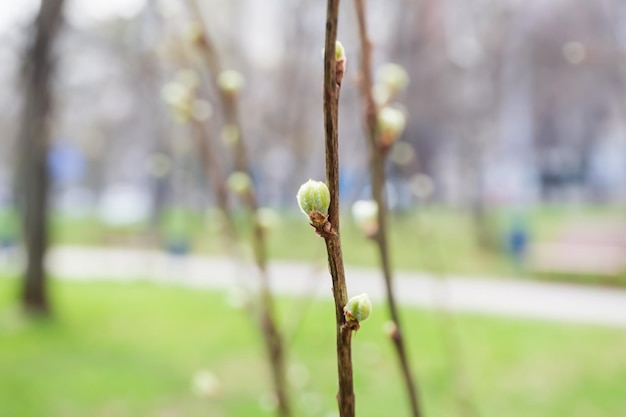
left=218, top=70, right=245, bottom=94
left=221, top=124, right=240, bottom=146
left=176, top=69, right=200, bottom=89
left=377, top=106, right=406, bottom=146
left=296, top=179, right=330, bottom=217
left=256, top=207, right=279, bottom=230
left=227, top=171, right=252, bottom=195
left=351, top=200, right=378, bottom=236
left=378, top=107, right=406, bottom=134
left=344, top=293, right=372, bottom=323
left=372, top=84, right=392, bottom=106
left=322, top=40, right=346, bottom=61
left=161, top=81, right=194, bottom=123
left=321, top=40, right=347, bottom=86
left=351, top=200, right=378, bottom=224
left=376, top=63, right=409, bottom=93
left=335, top=41, right=345, bottom=60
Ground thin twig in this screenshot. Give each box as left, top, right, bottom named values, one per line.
left=191, top=110, right=239, bottom=242
left=185, top=2, right=291, bottom=416
left=322, top=1, right=356, bottom=417
left=353, top=1, right=423, bottom=416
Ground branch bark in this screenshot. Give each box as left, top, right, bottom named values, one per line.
left=16, top=0, right=66, bottom=316
left=353, top=1, right=423, bottom=416
left=322, top=1, right=356, bottom=417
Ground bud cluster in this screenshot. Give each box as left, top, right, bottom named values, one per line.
left=371, top=63, right=410, bottom=151
left=161, top=69, right=212, bottom=124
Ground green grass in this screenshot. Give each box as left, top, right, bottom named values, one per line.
left=1, top=278, right=625, bottom=417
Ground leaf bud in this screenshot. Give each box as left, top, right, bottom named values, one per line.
left=296, top=179, right=330, bottom=218
left=377, top=106, right=406, bottom=147
left=376, top=63, right=409, bottom=93
left=227, top=171, right=252, bottom=195
left=217, top=70, right=245, bottom=95
left=351, top=200, right=378, bottom=237
left=322, top=41, right=347, bottom=86
left=344, top=293, right=372, bottom=323
left=221, top=124, right=240, bottom=146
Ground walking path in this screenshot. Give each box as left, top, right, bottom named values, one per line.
left=7, top=245, right=626, bottom=328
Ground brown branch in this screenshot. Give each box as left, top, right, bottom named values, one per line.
left=190, top=119, right=238, bottom=242
left=184, top=3, right=291, bottom=417
left=322, top=1, right=355, bottom=417
left=353, top=1, right=423, bottom=416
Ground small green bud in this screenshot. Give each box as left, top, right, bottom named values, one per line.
left=344, top=293, right=372, bottom=323
left=296, top=179, right=330, bottom=218
left=376, top=63, right=409, bottom=93
left=176, top=69, right=200, bottom=89
left=161, top=82, right=185, bottom=105
left=221, top=124, right=240, bottom=146
left=227, top=171, right=252, bottom=195
left=335, top=40, right=345, bottom=60
left=351, top=200, right=378, bottom=237
left=321, top=40, right=346, bottom=61
left=377, top=106, right=406, bottom=147
left=161, top=81, right=194, bottom=123
left=218, top=70, right=245, bottom=95
left=256, top=207, right=279, bottom=230
left=372, top=84, right=392, bottom=107
left=322, top=40, right=347, bottom=86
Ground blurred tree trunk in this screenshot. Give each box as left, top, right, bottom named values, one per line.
left=16, top=0, right=65, bottom=315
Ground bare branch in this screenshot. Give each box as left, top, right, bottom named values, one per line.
left=353, top=1, right=423, bottom=416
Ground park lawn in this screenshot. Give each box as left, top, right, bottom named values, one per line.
left=1, top=278, right=625, bottom=417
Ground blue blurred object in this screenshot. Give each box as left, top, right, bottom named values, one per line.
left=160, top=207, right=192, bottom=256
left=0, top=206, right=18, bottom=248
left=48, top=142, right=85, bottom=186
left=506, top=214, right=529, bottom=270
left=165, top=238, right=191, bottom=256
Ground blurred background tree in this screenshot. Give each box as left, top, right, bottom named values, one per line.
left=15, top=0, right=66, bottom=315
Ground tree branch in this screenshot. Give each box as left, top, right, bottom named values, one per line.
left=185, top=3, right=291, bottom=416
left=322, top=1, right=356, bottom=417
left=353, top=1, right=423, bottom=416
